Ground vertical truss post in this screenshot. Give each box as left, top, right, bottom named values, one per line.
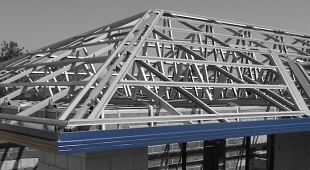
left=148, top=105, right=154, bottom=127
left=245, top=136, right=251, bottom=170
left=203, top=140, right=220, bottom=170
left=181, top=142, right=187, bottom=170
left=222, top=139, right=226, bottom=170
left=203, top=140, right=208, bottom=169
left=267, top=134, right=275, bottom=170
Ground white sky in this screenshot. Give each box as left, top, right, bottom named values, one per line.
left=0, top=0, right=309, bottom=51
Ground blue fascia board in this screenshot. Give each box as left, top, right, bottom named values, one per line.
left=58, top=118, right=310, bottom=154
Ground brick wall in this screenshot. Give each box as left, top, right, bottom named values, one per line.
left=274, top=131, right=310, bottom=170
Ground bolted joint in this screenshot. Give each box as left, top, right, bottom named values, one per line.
left=245, top=25, right=255, bottom=29
left=113, top=66, right=121, bottom=72
left=1, top=97, right=11, bottom=106
left=275, top=30, right=285, bottom=34
left=47, top=98, right=57, bottom=109
left=206, top=19, right=218, bottom=23
left=303, top=35, right=310, bottom=39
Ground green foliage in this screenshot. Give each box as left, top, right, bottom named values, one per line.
left=0, top=41, right=26, bottom=97
left=0, top=41, right=25, bottom=62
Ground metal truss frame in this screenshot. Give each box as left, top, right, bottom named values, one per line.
left=0, top=9, right=310, bottom=153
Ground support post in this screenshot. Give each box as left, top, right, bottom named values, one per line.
left=267, top=134, right=274, bottom=170
left=181, top=142, right=187, bottom=170
left=203, top=140, right=220, bottom=170
left=245, top=136, right=251, bottom=170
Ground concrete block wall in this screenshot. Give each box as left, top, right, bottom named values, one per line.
left=38, top=147, right=148, bottom=170
left=148, top=142, right=205, bottom=169
left=226, top=136, right=268, bottom=170
left=274, top=131, right=310, bottom=170
left=226, top=137, right=246, bottom=170
left=0, top=141, right=38, bottom=170
left=148, top=136, right=268, bottom=170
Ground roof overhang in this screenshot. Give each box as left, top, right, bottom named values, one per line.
left=2, top=118, right=310, bottom=154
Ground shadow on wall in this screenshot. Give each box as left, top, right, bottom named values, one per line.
left=0, top=142, right=38, bottom=170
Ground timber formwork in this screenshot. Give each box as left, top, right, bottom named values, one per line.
left=0, top=9, right=310, bottom=154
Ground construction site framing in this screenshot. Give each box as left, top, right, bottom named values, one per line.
left=0, top=10, right=310, bottom=157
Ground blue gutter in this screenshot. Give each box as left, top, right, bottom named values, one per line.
left=58, top=117, right=310, bottom=154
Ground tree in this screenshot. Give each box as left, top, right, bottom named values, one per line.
left=0, top=41, right=26, bottom=97
left=0, top=41, right=25, bottom=62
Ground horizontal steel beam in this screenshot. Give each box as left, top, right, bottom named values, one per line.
left=146, top=38, right=270, bottom=54
left=0, top=53, right=110, bottom=71
left=0, top=113, right=67, bottom=126
left=154, top=26, right=310, bottom=52
left=120, top=80, right=288, bottom=89
left=135, top=56, right=277, bottom=69
left=160, top=11, right=309, bottom=39
left=67, top=111, right=303, bottom=127
left=0, top=81, right=88, bottom=87
left=27, top=38, right=123, bottom=56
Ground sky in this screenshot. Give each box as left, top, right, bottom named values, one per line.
left=0, top=0, right=309, bottom=51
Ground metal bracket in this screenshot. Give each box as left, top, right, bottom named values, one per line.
left=1, top=97, right=11, bottom=106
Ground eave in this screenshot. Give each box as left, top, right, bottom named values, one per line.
left=2, top=118, right=310, bottom=154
